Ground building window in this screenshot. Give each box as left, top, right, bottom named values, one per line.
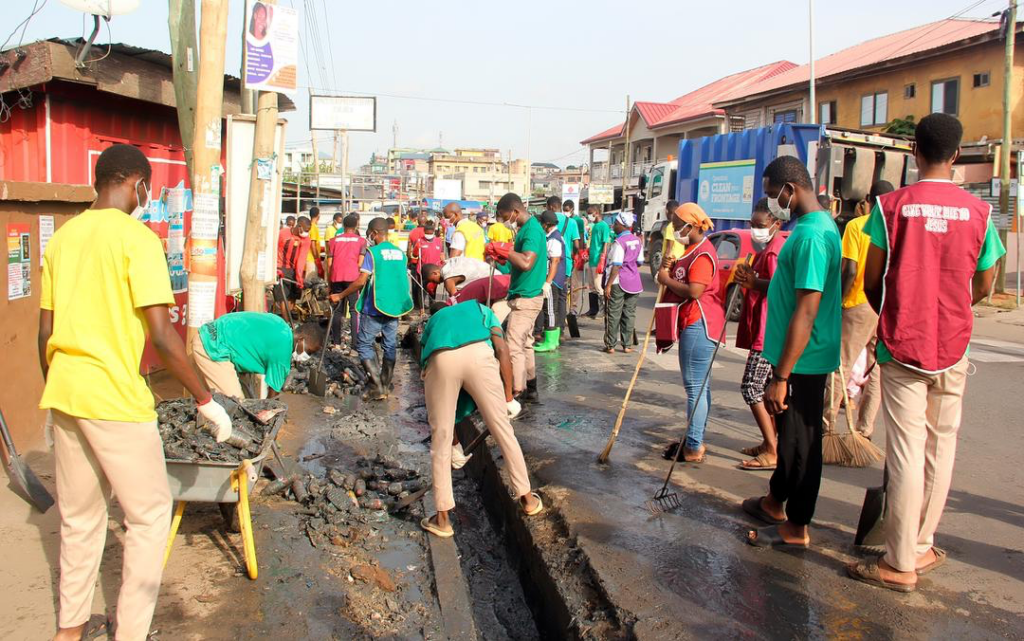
left=973, top=72, right=990, bottom=88
left=860, top=92, right=888, bottom=126
left=773, top=109, right=798, bottom=123
left=905, top=84, right=916, bottom=99
left=818, top=100, right=837, bottom=125
left=931, top=78, right=960, bottom=115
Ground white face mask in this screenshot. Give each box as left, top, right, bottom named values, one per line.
left=766, top=185, right=793, bottom=222
left=131, top=178, right=151, bottom=220
left=674, top=224, right=692, bottom=246
left=292, top=339, right=311, bottom=363
left=750, top=224, right=777, bottom=244
left=299, top=230, right=310, bottom=238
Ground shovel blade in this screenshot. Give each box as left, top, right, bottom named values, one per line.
left=308, top=369, right=329, bottom=397
left=6, top=451, right=54, bottom=513
left=391, top=486, right=429, bottom=513
left=566, top=313, right=581, bottom=338
left=854, top=484, right=886, bottom=547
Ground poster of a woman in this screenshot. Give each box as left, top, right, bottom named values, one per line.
left=248, top=1, right=272, bottom=42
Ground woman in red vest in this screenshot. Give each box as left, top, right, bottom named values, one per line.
left=656, top=203, right=725, bottom=463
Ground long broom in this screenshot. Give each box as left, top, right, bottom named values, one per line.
left=822, top=371, right=852, bottom=465
left=838, top=363, right=884, bottom=467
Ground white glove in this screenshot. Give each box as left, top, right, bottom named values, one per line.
left=198, top=398, right=233, bottom=442
left=507, top=399, right=522, bottom=419
left=542, top=282, right=552, bottom=299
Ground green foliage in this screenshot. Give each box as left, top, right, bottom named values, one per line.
left=884, top=115, right=917, bottom=136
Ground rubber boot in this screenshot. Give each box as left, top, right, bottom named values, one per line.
left=533, top=328, right=560, bottom=353
left=380, top=358, right=396, bottom=396
left=360, top=358, right=386, bottom=401
left=585, top=292, right=600, bottom=318
left=520, top=377, right=541, bottom=405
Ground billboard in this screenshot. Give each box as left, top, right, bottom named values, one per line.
left=244, top=0, right=298, bottom=95
left=589, top=184, right=613, bottom=205
left=696, top=159, right=756, bottom=220
left=310, top=95, right=377, bottom=132
left=433, top=178, right=462, bottom=201
left=561, top=183, right=581, bottom=213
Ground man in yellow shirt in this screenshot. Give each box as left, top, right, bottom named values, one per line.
left=307, top=206, right=323, bottom=278
left=823, top=180, right=894, bottom=438
left=38, top=144, right=232, bottom=641
left=445, top=202, right=486, bottom=260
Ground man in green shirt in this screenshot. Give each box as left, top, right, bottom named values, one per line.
left=743, top=155, right=841, bottom=551
left=190, top=312, right=322, bottom=398
left=418, top=301, right=542, bottom=538
left=584, top=205, right=611, bottom=318
left=487, top=192, right=547, bottom=403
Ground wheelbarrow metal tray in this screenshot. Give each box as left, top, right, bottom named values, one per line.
left=165, top=409, right=287, bottom=503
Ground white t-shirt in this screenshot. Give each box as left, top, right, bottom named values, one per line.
left=450, top=228, right=467, bottom=252
left=546, top=231, right=563, bottom=260
left=440, top=256, right=491, bottom=289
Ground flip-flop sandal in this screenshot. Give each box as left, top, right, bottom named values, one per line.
left=846, top=560, right=916, bottom=593
left=523, top=492, right=544, bottom=516
left=420, top=517, right=454, bottom=538
left=80, top=614, right=113, bottom=640
left=739, top=453, right=777, bottom=471
left=917, top=547, right=947, bottom=575
left=739, top=444, right=764, bottom=457
left=602, top=347, right=615, bottom=353
left=742, top=496, right=785, bottom=525
left=621, top=348, right=634, bottom=354
left=746, top=524, right=809, bottom=549
left=683, top=447, right=706, bottom=463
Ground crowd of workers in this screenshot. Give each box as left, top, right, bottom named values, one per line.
left=33, top=111, right=1003, bottom=638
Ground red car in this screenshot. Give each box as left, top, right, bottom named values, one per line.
left=647, top=228, right=788, bottom=320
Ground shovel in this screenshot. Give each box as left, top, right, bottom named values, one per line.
left=565, top=285, right=581, bottom=338
left=0, top=408, right=54, bottom=513
left=855, top=466, right=888, bottom=548
left=307, top=303, right=336, bottom=397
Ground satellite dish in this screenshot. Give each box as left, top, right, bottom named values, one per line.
left=58, top=0, right=139, bottom=17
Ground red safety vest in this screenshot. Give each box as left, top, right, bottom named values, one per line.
left=663, top=237, right=726, bottom=344
left=877, top=180, right=991, bottom=373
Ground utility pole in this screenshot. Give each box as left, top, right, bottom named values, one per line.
left=312, top=134, right=320, bottom=204
left=186, top=0, right=229, bottom=346
left=808, top=0, right=816, bottom=124
left=168, top=0, right=198, bottom=177
left=239, top=88, right=279, bottom=312
left=341, top=129, right=349, bottom=212
left=331, top=130, right=338, bottom=173
left=621, top=95, right=631, bottom=212
left=997, top=0, right=1016, bottom=295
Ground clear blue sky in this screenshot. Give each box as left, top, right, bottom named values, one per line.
left=9, top=0, right=1008, bottom=168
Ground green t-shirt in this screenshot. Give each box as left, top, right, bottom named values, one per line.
left=199, top=312, right=294, bottom=392
left=419, top=301, right=502, bottom=367
left=863, top=201, right=1007, bottom=364
left=556, top=213, right=580, bottom=277
left=574, top=216, right=587, bottom=242
left=508, top=216, right=548, bottom=298
left=763, top=210, right=842, bottom=375
left=588, top=221, right=611, bottom=266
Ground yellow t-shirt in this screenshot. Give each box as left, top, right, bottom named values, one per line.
left=309, top=222, right=322, bottom=262
left=40, top=209, right=175, bottom=422
left=487, top=222, right=514, bottom=244
left=841, top=215, right=871, bottom=308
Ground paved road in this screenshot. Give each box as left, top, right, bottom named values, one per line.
left=506, top=274, right=1024, bottom=638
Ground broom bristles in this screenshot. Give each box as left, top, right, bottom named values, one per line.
left=822, top=427, right=853, bottom=466
left=841, top=429, right=884, bottom=468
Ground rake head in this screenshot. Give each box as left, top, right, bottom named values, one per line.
left=646, top=488, right=680, bottom=515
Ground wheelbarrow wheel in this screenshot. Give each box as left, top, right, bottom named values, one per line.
left=219, top=502, right=240, bottom=533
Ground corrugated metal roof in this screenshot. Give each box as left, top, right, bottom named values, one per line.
left=579, top=60, right=796, bottom=145
left=715, top=19, right=1003, bottom=105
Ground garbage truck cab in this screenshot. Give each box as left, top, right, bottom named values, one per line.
left=638, top=159, right=677, bottom=270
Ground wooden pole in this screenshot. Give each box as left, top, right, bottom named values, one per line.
left=186, top=0, right=230, bottom=346
left=997, top=0, right=1016, bottom=294
left=168, top=0, right=198, bottom=178
left=342, top=129, right=349, bottom=212
left=240, top=90, right=279, bottom=312
left=312, top=134, right=320, bottom=205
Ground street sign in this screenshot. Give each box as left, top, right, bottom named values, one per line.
left=310, top=95, right=377, bottom=132
left=589, top=184, right=613, bottom=205
left=561, top=183, right=580, bottom=213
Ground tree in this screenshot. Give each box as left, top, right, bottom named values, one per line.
left=884, top=115, right=917, bottom=137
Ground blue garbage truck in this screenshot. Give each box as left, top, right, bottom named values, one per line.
left=638, top=122, right=915, bottom=271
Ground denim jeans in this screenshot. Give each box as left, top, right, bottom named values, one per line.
left=678, top=318, right=715, bottom=450
left=356, top=312, right=398, bottom=361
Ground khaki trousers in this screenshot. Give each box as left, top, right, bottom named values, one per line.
left=189, top=333, right=244, bottom=399
left=423, top=342, right=532, bottom=512
left=52, top=410, right=172, bottom=640
left=824, top=302, right=881, bottom=436
left=506, top=295, right=543, bottom=392
left=881, top=357, right=968, bottom=572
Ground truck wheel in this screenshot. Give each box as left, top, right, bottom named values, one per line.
left=649, top=240, right=663, bottom=279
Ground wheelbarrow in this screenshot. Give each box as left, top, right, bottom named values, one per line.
left=162, top=407, right=287, bottom=580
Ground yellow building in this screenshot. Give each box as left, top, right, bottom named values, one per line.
left=714, top=18, right=1024, bottom=146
